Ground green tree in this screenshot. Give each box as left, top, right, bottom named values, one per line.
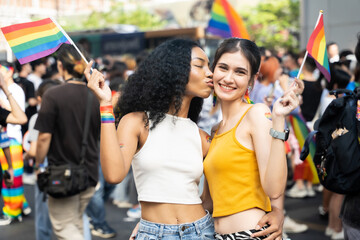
left=241, top=0, right=300, bottom=53
left=61, top=2, right=167, bottom=32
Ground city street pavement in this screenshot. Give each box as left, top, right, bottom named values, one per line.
left=0, top=183, right=330, bottom=240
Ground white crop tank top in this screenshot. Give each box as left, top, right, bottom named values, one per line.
left=132, top=113, right=203, bottom=204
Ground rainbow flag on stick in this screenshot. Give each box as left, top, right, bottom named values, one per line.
left=288, top=114, right=320, bottom=184
left=298, top=10, right=330, bottom=82
left=1, top=18, right=71, bottom=64
left=207, top=0, right=249, bottom=39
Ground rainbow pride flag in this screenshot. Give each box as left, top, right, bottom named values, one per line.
left=1, top=18, right=70, bottom=64
left=207, top=0, right=250, bottom=39
left=306, top=12, right=331, bottom=82
left=288, top=114, right=320, bottom=184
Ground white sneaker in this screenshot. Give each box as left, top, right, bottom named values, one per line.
left=0, top=215, right=12, bottom=226
left=307, top=187, right=316, bottom=197
left=286, top=185, right=307, bottom=198
left=23, top=206, right=31, bottom=216
left=314, top=184, right=324, bottom=192
left=283, top=216, right=308, bottom=233
left=325, top=226, right=334, bottom=236
left=331, top=230, right=344, bottom=240
left=0, top=215, right=22, bottom=226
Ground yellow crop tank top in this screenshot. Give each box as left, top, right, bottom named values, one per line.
left=203, top=106, right=271, bottom=217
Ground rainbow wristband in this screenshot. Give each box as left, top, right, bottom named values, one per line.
left=100, top=105, right=115, bottom=123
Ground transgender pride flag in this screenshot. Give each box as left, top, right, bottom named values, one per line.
left=1, top=18, right=70, bottom=64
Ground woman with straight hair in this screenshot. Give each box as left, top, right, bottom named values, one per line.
left=202, top=38, right=303, bottom=240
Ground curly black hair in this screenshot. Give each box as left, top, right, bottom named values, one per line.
left=116, top=38, right=204, bottom=129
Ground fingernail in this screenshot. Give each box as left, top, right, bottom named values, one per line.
left=255, top=225, right=261, bottom=230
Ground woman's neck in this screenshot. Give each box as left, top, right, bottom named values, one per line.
left=167, top=96, right=192, bottom=118
left=220, top=99, right=247, bottom=126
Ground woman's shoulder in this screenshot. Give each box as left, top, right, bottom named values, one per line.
left=120, top=111, right=147, bottom=123
left=245, top=103, right=272, bottom=126
left=117, top=112, right=148, bottom=138
left=248, top=103, right=271, bottom=116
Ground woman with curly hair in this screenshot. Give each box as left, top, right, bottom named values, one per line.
left=85, top=39, right=284, bottom=240
left=85, top=39, right=215, bottom=240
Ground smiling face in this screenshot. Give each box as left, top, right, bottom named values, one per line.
left=213, top=51, right=252, bottom=102
left=185, top=47, right=213, bottom=99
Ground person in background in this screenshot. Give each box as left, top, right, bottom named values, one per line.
left=35, top=44, right=100, bottom=240
left=0, top=61, right=30, bottom=225
left=327, top=42, right=340, bottom=64
left=250, top=56, right=284, bottom=108
left=318, top=65, right=351, bottom=240
left=14, top=61, right=37, bottom=135
left=339, top=33, right=360, bottom=240
left=23, top=80, right=59, bottom=240
left=0, top=70, right=27, bottom=215
left=28, top=58, right=47, bottom=91
left=282, top=51, right=299, bottom=79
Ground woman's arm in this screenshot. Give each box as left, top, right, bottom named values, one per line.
left=249, top=103, right=287, bottom=199
left=251, top=196, right=284, bottom=240
left=201, top=177, right=213, bottom=213
left=0, top=72, right=27, bottom=125
left=84, top=62, right=140, bottom=184
left=199, top=125, right=219, bottom=213
left=251, top=88, right=299, bottom=199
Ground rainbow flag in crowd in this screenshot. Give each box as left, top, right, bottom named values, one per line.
left=306, top=12, right=331, bottom=82
left=288, top=114, right=320, bottom=184
left=1, top=18, right=70, bottom=64
left=207, top=0, right=250, bottom=39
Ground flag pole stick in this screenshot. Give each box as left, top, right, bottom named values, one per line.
left=50, top=17, right=89, bottom=65
left=297, top=10, right=323, bottom=79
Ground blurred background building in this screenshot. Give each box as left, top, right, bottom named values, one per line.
left=0, top=0, right=360, bottom=61
left=301, top=0, right=360, bottom=52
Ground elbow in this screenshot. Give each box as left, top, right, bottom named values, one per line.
left=102, top=170, right=124, bottom=184
left=268, top=191, right=284, bottom=200
left=263, top=182, right=285, bottom=199
left=266, top=187, right=285, bottom=200
left=103, top=175, right=121, bottom=184
left=19, top=116, right=28, bottom=125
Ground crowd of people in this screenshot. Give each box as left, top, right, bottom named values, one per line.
left=0, top=32, right=358, bottom=240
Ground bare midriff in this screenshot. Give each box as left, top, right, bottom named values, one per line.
left=140, top=202, right=207, bottom=224
left=214, top=208, right=266, bottom=234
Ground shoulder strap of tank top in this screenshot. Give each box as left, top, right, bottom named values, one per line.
left=234, top=105, right=254, bottom=129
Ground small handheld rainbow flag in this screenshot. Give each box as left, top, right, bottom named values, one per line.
left=306, top=11, right=331, bottom=82
left=207, top=0, right=249, bottom=39
left=1, top=18, right=70, bottom=64
left=288, top=114, right=320, bottom=184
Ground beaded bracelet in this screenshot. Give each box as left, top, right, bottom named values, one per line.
left=100, top=105, right=115, bottom=123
